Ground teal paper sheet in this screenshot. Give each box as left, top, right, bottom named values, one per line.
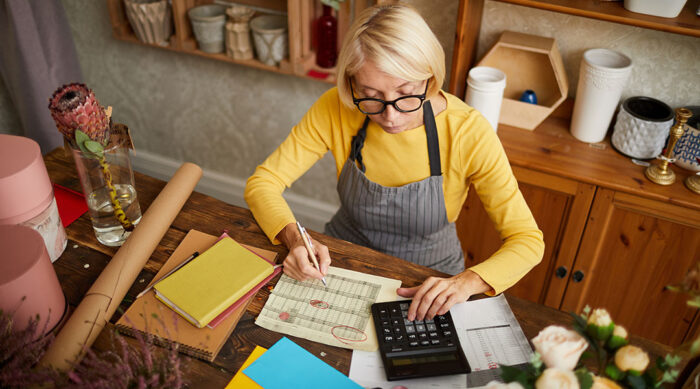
left=243, top=337, right=362, bottom=389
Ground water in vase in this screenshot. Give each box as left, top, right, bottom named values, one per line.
left=86, top=184, right=142, bottom=246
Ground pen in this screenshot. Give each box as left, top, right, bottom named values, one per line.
left=296, top=221, right=327, bottom=287
left=136, top=251, right=199, bottom=299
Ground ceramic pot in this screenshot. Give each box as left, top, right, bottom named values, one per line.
left=465, top=66, right=507, bottom=132
left=250, top=15, right=288, bottom=66
left=624, top=0, right=688, bottom=18
left=611, top=96, right=674, bottom=159
left=570, top=48, right=632, bottom=143
left=124, top=0, right=173, bottom=46
left=188, top=4, right=227, bottom=53
left=225, top=5, right=255, bottom=60
left=672, top=106, right=700, bottom=172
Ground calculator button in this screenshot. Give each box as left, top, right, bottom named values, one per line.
left=409, top=341, right=419, bottom=347
left=389, top=307, right=401, bottom=317
left=394, top=327, right=402, bottom=334
left=424, top=318, right=435, bottom=324
left=420, top=340, right=430, bottom=346
left=383, top=327, right=392, bottom=335
left=443, top=330, right=452, bottom=337
left=418, top=333, right=428, bottom=340
left=446, top=341, right=455, bottom=347
left=426, top=323, right=437, bottom=331
left=415, top=324, right=426, bottom=332
left=381, top=320, right=390, bottom=326
left=401, top=310, right=408, bottom=318
left=399, top=303, right=409, bottom=310
left=440, top=323, right=450, bottom=329
left=404, top=318, right=413, bottom=325
left=395, top=335, right=404, bottom=342
left=405, top=325, right=415, bottom=333
left=384, top=335, right=394, bottom=342
left=391, top=346, right=404, bottom=352
left=407, top=334, right=417, bottom=341
left=431, top=339, right=440, bottom=345
left=379, top=309, right=389, bottom=319
left=391, top=319, right=401, bottom=326
left=437, top=314, right=447, bottom=321
left=429, top=331, right=439, bottom=338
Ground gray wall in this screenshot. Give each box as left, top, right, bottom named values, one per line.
left=0, top=0, right=697, bottom=219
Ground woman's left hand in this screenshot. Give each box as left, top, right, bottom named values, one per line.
left=396, top=270, right=492, bottom=321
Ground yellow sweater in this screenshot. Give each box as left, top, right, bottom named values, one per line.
left=245, top=88, right=544, bottom=294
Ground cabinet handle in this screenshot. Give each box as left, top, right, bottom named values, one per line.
left=572, top=270, right=585, bottom=283
left=555, top=266, right=568, bottom=279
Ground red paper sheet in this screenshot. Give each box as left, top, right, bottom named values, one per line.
left=53, top=183, right=87, bottom=227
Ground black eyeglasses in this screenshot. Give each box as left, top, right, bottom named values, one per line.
left=351, top=79, right=429, bottom=115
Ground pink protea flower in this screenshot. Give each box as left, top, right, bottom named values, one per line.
left=48, top=83, right=110, bottom=145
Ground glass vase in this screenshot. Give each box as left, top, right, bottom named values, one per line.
left=315, top=4, right=337, bottom=68
left=70, top=134, right=142, bottom=247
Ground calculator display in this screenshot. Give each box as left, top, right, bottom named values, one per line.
left=371, top=300, right=470, bottom=381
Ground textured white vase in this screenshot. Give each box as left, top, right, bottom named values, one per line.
left=611, top=96, right=674, bottom=159
left=250, top=15, right=288, bottom=66
left=188, top=5, right=227, bottom=53
left=570, top=49, right=632, bottom=143
left=465, top=66, right=506, bottom=132
left=124, top=0, right=172, bottom=46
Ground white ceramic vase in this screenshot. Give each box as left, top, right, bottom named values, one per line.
left=124, top=0, right=173, bottom=46
left=623, top=0, right=688, bottom=18
left=570, top=48, right=632, bottom=143
left=250, top=15, right=288, bottom=66
left=188, top=5, right=227, bottom=53
left=464, top=66, right=507, bottom=132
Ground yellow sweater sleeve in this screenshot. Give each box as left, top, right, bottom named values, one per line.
left=244, top=89, right=341, bottom=244
left=458, top=112, right=544, bottom=294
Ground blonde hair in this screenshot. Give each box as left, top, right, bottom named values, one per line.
left=336, top=4, right=445, bottom=109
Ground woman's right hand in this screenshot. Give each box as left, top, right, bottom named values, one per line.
left=276, top=222, right=331, bottom=282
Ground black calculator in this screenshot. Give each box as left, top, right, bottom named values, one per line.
left=371, top=300, right=471, bottom=381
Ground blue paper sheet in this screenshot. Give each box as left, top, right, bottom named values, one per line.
left=243, top=337, right=362, bottom=389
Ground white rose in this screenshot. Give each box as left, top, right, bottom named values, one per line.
left=485, top=381, right=525, bottom=389
left=591, top=376, right=622, bottom=389
left=606, top=325, right=629, bottom=349
left=587, top=309, right=612, bottom=327
left=531, top=325, right=588, bottom=370
left=614, top=345, right=650, bottom=372
left=535, top=368, right=580, bottom=389
left=612, top=325, right=627, bottom=338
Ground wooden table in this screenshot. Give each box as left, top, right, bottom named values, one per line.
left=44, top=148, right=673, bottom=387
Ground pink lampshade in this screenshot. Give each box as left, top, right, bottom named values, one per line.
left=0, top=225, right=66, bottom=337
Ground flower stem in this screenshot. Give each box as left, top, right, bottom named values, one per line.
left=98, top=155, right=134, bottom=231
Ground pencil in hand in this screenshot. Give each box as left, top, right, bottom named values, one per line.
left=296, top=221, right=327, bottom=287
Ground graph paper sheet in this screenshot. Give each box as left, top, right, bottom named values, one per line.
left=255, top=266, right=401, bottom=351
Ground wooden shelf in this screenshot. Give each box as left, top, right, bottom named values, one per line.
left=495, top=0, right=700, bottom=37
left=449, top=0, right=700, bottom=98
left=497, top=99, right=700, bottom=211
left=106, top=0, right=377, bottom=85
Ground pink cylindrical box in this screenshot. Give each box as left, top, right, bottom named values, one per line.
left=0, top=225, right=66, bottom=337
left=0, top=134, right=67, bottom=262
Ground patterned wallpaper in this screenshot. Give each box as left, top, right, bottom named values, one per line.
left=0, top=0, right=697, bottom=211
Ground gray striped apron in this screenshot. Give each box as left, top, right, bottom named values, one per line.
left=324, top=101, right=465, bottom=275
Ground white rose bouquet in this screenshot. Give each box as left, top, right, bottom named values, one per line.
left=495, top=307, right=681, bottom=389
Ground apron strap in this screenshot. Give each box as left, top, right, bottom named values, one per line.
left=350, top=101, right=442, bottom=176
left=423, top=101, right=442, bottom=177
left=350, top=116, right=370, bottom=173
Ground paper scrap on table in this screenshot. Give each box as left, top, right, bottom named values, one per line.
left=224, top=346, right=266, bottom=389
left=243, top=337, right=362, bottom=389
left=255, top=267, right=401, bottom=351
left=349, top=294, right=532, bottom=389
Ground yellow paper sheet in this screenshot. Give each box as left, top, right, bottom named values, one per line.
left=224, top=346, right=267, bottom=389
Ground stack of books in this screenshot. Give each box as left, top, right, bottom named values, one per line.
left=116, top=230, right=280, bottom=361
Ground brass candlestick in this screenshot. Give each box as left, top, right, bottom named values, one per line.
left=645, top=107, right=693, bottom=185
left=686, top=173, right=700, bottom=194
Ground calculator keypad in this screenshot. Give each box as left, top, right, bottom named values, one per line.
left=376, top=301, right=459, bottom=354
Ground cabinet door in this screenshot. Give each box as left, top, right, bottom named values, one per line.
left=456, top=166, right=595, bottom=306
left=561, top=189, right=700, bottom=346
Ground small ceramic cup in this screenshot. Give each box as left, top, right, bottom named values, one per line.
left=611, top=96, right=674, bottom=160
left=188, top=4, right=227, bottom=53
left=465, top=66, right=507, bottom=132
left=250, top=15, right=288, bottom=66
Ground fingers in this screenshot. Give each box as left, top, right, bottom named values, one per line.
left=314, top=240, right=331, bottom=275
left=397, top=286, right=419, bottom=297
left=406, top=276, right=472, bottom=321
left=282, top=239, right=329, bottom=282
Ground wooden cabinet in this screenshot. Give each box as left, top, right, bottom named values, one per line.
left=106, top=0, right=387, bottom=83
left=455, top=102, right=700, bottom=347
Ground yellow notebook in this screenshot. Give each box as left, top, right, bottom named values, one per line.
left=224, top=346, right=267, bottom=389
left=153, top=237, right=274, bottom=328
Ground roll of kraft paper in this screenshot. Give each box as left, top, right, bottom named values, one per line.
left=39, top=162, right=203, bottom=372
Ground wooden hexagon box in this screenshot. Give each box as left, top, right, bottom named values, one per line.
left=477, top=31, right=568, bottom=131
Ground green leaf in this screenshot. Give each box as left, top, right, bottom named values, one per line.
left=75, top=130, right=91, bottom=154
left=84, top=140, right=104, bottom=157
left=606, top=364, right=624, bottom=381
left=664, top=354, right=682, bottom=368
left=500, top=364, right=528, bottom=382
left=575, top=368, right=593, bottom=389
left=626, top=373, right=648, bottom=389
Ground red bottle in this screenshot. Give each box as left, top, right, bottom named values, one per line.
left=316, top=4, right=337, bottom=68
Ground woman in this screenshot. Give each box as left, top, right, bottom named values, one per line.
left=245, top=4, right=544, bottom=321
